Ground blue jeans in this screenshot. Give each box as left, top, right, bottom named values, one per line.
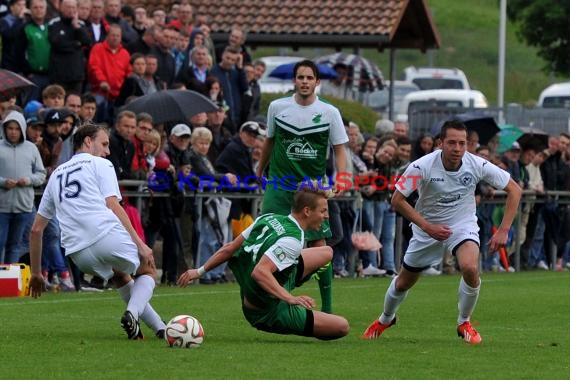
left=0, top=212, right=34, bottom=264
left=529, top=210, right=546, bottom=266
left=42, top=218, right=68, bottom=274
left=362, top=199, right=396, bottom=271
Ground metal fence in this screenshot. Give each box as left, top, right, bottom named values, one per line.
left=407, top=104, right=570, bottom=140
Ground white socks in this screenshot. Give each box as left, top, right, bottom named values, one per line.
left=379, top=277, right=408, bottom=325
left=457, top=277, right=480, bottom=325
left=117, top=277, right=166, bottom=333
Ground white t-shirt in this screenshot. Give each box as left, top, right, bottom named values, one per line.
left=38, top=153, right=124, bottom=254
left=398, top=150, right=510, bottom=231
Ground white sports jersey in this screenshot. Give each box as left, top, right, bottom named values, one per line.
left=38, top=153, right=124, bottom=254
left=398, top=150, right=510, bottom=231
left=267, top=95, right=348, bottom=145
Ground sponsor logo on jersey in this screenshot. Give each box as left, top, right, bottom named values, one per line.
left=286, top=141, right=318, bottom=160
left=430, top=177, right=444, bottom=182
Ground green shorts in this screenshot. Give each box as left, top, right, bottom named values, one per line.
left=241, top=257, right=314, bottom=336
left=261, top=188, right=331, bottom=242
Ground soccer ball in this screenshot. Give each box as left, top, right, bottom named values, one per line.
left=164, top=315, right=204, bottom=348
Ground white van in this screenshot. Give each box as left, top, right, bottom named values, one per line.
left=403, top=66, right=471, bottom=90
left=537, top=82, right=570, bottom=108
left=397, top=89, right=488, bottom=121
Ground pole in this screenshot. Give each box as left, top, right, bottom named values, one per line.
left=498, top=0, right=507, bottom=124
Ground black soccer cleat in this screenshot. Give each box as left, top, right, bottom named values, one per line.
left=121, top=311, right=143, bottom=340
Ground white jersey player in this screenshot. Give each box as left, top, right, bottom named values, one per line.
left=29, top=124, right=166, bottom=340
left=362, top=120, right=522, bottom=344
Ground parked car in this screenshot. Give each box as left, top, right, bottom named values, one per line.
left=257, top=56, right=305, bottom=93
left=397, top=89, right=488, bottom=121
left=402, top=66, right=471, bottom=90
left=366, top=80, right=420, bottom=114
left=537, top=82, right=570, bottom=108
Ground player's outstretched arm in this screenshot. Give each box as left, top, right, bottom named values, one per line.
left=251, top=256, right=315, bottom=310
left=178, top=235, right=246, bottom=286
left=488, top=178, right=522, bottom=252
left=391, top=190, right=451, bottom=241
left=29, top=214, right=50, bottom=298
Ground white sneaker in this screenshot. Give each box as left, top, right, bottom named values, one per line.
left=422, top=267, right=441, bottom=276
left=537, top=260, right=549, bottom=270
left=362, top=265, right=386, bottom=276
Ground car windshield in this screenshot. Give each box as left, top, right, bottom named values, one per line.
left=412, top=78, right=464, bottom=90
left=542, top=96, right=570, bottom=108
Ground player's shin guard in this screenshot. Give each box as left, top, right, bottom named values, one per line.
left=316, top=263, right=333, bottom=313
left=457, top=277, right=480, bottom=325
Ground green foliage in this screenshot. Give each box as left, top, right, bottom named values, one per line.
left=2, top=272, right=570, bottom=379
left=254, top=0, right=563, bottom=107
left=260, top=93, right=380, bottom=134
left=507, top=0, right=570, bottom=76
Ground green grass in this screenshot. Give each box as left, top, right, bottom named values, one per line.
left=254, top=0, right=564, bottom=106
left=2, top=272, right=569, bottom=379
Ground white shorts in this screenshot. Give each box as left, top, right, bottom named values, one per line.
left=68, top=224, right=139, bottom=280
left=403, top=223, right=480, bottom=271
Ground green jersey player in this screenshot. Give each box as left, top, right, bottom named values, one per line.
left=178, top=184, right=349, bottom=340
left=255, top=60, right=348, bottom=313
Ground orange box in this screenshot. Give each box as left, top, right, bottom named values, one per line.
left=0, top=264, right=22, bottom=297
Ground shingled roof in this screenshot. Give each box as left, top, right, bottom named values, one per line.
left=146, top=0, right=440, bottom=51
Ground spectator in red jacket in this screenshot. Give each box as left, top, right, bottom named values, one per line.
left=88, top=23, right=131, bottom=124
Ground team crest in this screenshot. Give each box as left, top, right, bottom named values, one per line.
left=311, top=113, right=322, bottom=124
left=274, top=247, right=286, bottom=262
left=461, top=174, right=474, bottom=186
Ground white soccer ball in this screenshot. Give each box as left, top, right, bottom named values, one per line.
left=165, top=315, right=204, bottom=348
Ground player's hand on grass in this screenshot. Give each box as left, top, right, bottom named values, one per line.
left=177, top=269, right=199, bottom=287
left=30, top=274, right=44, bottom=298
left=288, top=295, right=315, bottom=310
left=424, top=223, right=452, bottom=241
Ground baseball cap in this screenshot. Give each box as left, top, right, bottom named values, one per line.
left=26, top=115, right=45, bottom=128
left=23, top=100, right=43, bottom=119
left=44, top=108, right=78, bottom=125
left=509, top=141, right=521, bottom=151
left=170, top=123, right=191, bottom=137
left=240, top=121, right=266, bottom=136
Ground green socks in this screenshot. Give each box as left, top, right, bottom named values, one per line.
left=316, top=263, right=333, bottom=313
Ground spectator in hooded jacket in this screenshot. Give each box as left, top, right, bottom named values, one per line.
left=0, top=110, right=46, bottom=263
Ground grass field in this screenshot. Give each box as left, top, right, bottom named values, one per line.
left=2, top=272, right=569, bottom=379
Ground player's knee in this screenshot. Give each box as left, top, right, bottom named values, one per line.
left=460, top=264, right=479, bottom=280
left=337, top=316, right=350, bottom=337
left=322, top=246, right=333, bottom=261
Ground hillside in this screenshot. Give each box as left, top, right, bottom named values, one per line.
left=252, top=0, right=564, bottom=107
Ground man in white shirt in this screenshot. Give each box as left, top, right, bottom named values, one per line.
left=29, top=124, right=166, bottom=340
left=362, top=120, right=522, bottom=344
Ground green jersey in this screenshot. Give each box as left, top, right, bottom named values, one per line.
left=266, top=95, right=348, bottom=190
left=229, top=213, right=304, bottom=308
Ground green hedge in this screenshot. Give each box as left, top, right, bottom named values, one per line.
left=259, top=93, right=380, bottom=134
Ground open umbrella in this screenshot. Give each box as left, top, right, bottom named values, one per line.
left=0, top=69, right=36, bottom=101
left=516, top=126, right=549, bottom=151
left=122, top=89, right=218, bottom=124
left=269, top=62, right=338, bottom=80
left=431, top=112, right=500, bottom=145
left=314, top=53, right=384, bottom=92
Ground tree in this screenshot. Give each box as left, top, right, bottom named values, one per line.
left=507, top=0, right=570, bottom=76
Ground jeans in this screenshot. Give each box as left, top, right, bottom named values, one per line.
left=362, top=199, right=396, bottom=270
left=42, top=218, right=68, bottom=274
left=0, top=212, right=34, bottom=264
left=529, top=210, right=546, bottom=266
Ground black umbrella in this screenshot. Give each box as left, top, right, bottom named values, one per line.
left=0, top=69, right=36, bottom=101
left=122, top=89, right=218, bottom=124
left=431, top=112, right=500, bottom=145
left=517, top=126, right=549, bottom=151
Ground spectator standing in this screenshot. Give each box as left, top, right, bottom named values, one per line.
left=0, top=0, right=27, bottom=73
left=176, top=45, right=210, bottom=94
left=103, top=0, right=137, bottom=45
left=88, top=23, right=131, bottom=123
left=48, top=0, right=91, bottom=95
left=21, top=0, right=51, bottom=102
left=149, top=25, right=176, bottom=87
left=0, top=111, right=46, bottom=264
left=214, top=26, right=251, bottom=65
left=108, top=110, right=136, bottom=180
left=115, top=52, right=146, bottom=108
left=85, top=0, right=107, bottom=44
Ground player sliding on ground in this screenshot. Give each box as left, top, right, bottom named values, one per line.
left=362, top=120, right=521, bottom=344
left=178, top=183, right=349, bottom=340
left=29, top=123, right=166, bottom=340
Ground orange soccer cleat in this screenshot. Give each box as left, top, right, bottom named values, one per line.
left=361, top=317, right=396, bottom=340
left=457, top=321, right=482, bottom=344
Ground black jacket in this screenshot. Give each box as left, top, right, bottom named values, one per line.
left=108, top=129, right=135, bottom=180
left=48, top=17, right=91, bottom=83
